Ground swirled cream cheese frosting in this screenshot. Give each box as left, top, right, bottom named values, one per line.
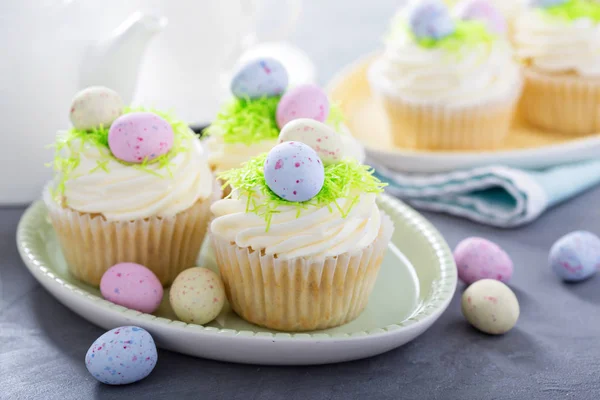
left=211, top=191, right=381, bottom=259
left=513, top=7, right=600, bottom=77
left=205, top=135, right=278, bottom=174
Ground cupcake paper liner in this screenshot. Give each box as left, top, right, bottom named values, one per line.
left=211, top=212, right=394, bottom=332
left=44, top=181, right=220, bottom=287
left=521, top=68, right=600, bottom=135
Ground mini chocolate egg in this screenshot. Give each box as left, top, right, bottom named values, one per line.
left=529, top=0, right=568, bottom=8
left=409, top=0, right=456, bottom=40
left=169, top=267, right=225, bottom=325
left=454, top=237, right=513, bottom=285
left=455, top=0, right=507, bottom=34
left=461, top=279, right=519, bottom=335
left=100, top=262, right=163, bottom=314
left=70, top=86, right=124, bottom=130
left=549, top=231, right=600, bottom=282
left=108, top=112, right=174, bottom=163
left=231, top=57, right=288, bottom=99
left=278, top=119, right=344, bottom=165
left=264, top=141, right=325, bottom=202
left=276, top=84, right=330, bottom=129
left=85, top=326, right=157, bottom=385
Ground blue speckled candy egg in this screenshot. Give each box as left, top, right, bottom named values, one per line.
left=85, top=326, right=157, bottom=385
left=409, top=0, right=456, bottom=40
left=549, top=231, right=600, bottom=282
left=264, top=142, right=324, bottom=202
left=231, top=57, right=288, bottom=99
left=529, top=0, right=568, bottom=9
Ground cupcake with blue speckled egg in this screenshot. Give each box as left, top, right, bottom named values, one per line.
left=369, top=0, right=523, bottom=150
left=210, top=120, right=393, bottom=332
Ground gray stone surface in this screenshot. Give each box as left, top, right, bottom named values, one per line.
left=3, top=1, right=600, bottom=399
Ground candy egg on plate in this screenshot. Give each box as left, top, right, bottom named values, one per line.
left=408, top=0, right=456, bottom=40
left=461, top=279, right=519, bottom=335
left=230, top=57, right=289, bottom=99
left=453, top=237, right=514, bottom=284
left=70, top=86, right=124, bottom=130
left=108, top=112, right=174, bottom=163
left=100, top=262, right=163, bottom=314
left=278, top=118, right=344, bottom=165
left=276, top=84, right=330, bottom=129
left=264, top=141, right=325, bottom=202
left=169, top=267, right=226, bottom=325
left=85, top=326, right=157, bottom=385
left=549, top=231, right=600, bottom=282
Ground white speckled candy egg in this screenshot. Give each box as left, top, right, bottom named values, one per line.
left=85, top=326, right=157, bottom=385
left=108, top=112, right=174, bottom=163
left=70, top=86, right=124, bottom=130
left=100, top=263, right=163, bottom=314
left=278, top=119, right=344, bottom=165
left=409, top=0, right=456, bottom=40
left=453, top=237, right=514, bottom=285
left=264, top=141, right=325, bottom=202
left=231, top=57, right=288, bottom=99
left=276, top=84, right=330, bottom=129
left=169, top=267, right=225, bottom=325
left=549, top=231, right=600, bottom=282
left=461, top=279, right=519, bottom=335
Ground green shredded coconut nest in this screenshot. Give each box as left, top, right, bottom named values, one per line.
left=218, top=154, right=386, bottom=230
left=50, top=106, right=195, bottom=197
left=542, top=0, right=600, bottom=23
left=204, top=96, right=346, bottom=146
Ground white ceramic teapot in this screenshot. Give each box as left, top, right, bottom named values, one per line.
left=0, top=2, right=166, bottom=204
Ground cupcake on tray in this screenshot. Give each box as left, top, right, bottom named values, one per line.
left=513, top=0, right=600, bottom=135
left=204, top=58, right=364, bottom=178
left=368, top=0, right=523, bottom=150
left=45, top=86, right=218, bottom=287
left=210, top=119, right=393, bottom=332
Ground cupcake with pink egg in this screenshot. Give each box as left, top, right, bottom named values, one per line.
left=368, top=0, right=523, bottom=150
left=210, top=119, right=392, bottom=332
left=203, top=58, right=364, bottom=179
left=45, top=86, right=219, bottom=287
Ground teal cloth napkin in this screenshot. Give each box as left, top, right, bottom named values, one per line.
left=368, top=159, right=600, bottom=227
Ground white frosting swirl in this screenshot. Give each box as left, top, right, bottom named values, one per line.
left=205, top=135, right=277, bottom=174
left=210, top=191, right=381, bottom=259
left=513, top=9, right=600, bottom=77
left=370, top=13, right=522, bottom=108
left=58, top=135, right=213, bottom=221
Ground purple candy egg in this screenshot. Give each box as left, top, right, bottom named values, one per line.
left=455, top=0, right=507, bottom=34
left=549, top=231, right=600, bottom=282
left=276, top=84, right=330, bottom=129
left=108, top=112, right=174, bottom=164
left=454, top=237, right=514, bottom=284
left=231, top=57, right=289, bottom=99
left=264, top=142, right=324, bottom=202
left=409, top=0, right=455, bottom=40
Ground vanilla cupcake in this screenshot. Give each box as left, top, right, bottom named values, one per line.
left=369, top=0, right=522, bottom=150
left=210, top=122, right=392, bottom=332
left=513, top=0, right=600, bottom=135
left=45, top=87, right=218, bottom=287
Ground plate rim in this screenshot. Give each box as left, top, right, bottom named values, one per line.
left=16, top=194, right=457, bottom=343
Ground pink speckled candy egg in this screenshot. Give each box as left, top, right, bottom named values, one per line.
left=100, top=263, right=163, bottom=314
left=455, top=0, right=507, bottom=34
left=276, top=84, right=330, bottom=129
left=169, top=267, right=225, bottom=325
left=70, top=86, right=124, bottom=130
left=264, top=141, right=325, bottom=202
left=454, top=237, right=514, bottom=284
left=278, top=119, right=344, bottom=165
left=108, top=112, right=174, bottom=163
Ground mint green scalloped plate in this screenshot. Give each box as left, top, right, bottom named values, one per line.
left=16, top=194, right=456, bottom=365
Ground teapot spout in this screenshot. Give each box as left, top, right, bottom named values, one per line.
left=79, top=12, right=167, bottom=104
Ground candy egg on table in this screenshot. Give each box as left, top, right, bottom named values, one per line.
left=453, top=237, right=514, bottom=284
left=69, top=86, right=124, bottom=130
left=454, top=0, right=507, bottom=34
left=85, top=326, right=157, bottom=385
left=276, top=84, right=330, bottom=129
left=461, top=279, right=519, bottom=335
left=408, top=0, right=456, bottom=40
left=264, top=141, right=325, bottom=202
left=108, top=112, right=174, bottom=163
left=230, top=57, right=289, bottom=99
left=278, top=119, right=345, bottom=165
left=549, top=231, right=600, bottom=282
left=169, top=267, right=225, bottom=325
left=100, top=262, right=164, bottom=314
